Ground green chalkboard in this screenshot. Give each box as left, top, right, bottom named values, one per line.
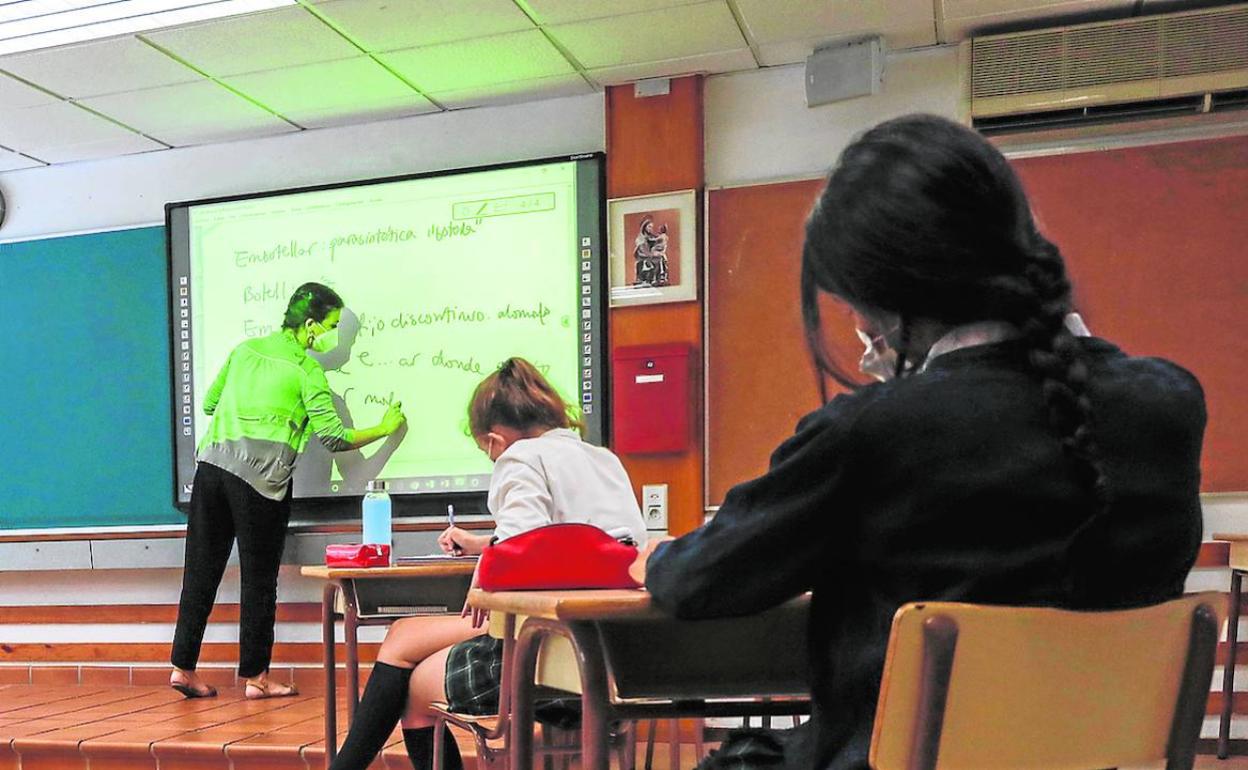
left=0, top=226, right=184, bottom=530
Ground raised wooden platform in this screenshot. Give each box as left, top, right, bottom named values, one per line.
left=0, top=683, right=458, bottom=770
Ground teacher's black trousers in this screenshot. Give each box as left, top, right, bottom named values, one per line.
left=171, top=461, right=292, bottom=678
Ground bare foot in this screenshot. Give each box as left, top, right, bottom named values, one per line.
left=170, top=668, right=217, bottom=698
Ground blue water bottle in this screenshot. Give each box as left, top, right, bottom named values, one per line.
left=362, top=479, right=392, bottom=563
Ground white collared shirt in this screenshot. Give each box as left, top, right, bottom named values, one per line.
left=921, top=313, right=1091, bottom=370
left=487, top=428, right=647, bottom=545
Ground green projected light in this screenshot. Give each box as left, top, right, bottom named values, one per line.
left=167, top=156, right=606, bottom=504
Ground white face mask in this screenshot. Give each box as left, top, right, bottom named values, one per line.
left=856, top=328, right=899, bottom=382
left=309, top=321, right=339, bottom=353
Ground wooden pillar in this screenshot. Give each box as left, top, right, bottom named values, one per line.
left=605, top=76, right=705, bottom=536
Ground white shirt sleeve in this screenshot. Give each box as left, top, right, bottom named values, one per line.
left=488, top=454, right=554, bottom=541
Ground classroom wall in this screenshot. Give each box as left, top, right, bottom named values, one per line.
left=704, top=46, right=964, bottom=188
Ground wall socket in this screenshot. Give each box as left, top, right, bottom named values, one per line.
left=641, top=483, right=668, bottom=531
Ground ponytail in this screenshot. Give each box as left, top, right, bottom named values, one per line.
left=468, top=357, right=584, bottom=438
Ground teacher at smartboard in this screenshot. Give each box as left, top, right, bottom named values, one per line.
left=170, top=282, right=406, bottom=700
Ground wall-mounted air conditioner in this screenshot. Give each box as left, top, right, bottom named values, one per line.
left=971, top=3, right=1248, bottom=134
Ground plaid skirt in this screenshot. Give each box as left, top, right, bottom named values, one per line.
left=444, top=634, right=581, bottom=729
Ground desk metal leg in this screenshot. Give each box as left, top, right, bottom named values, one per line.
left=322, top=582, right=339, bottom=768
left=1220, top=570, right=1242, bottom=759
left=508, top=619, right=613, bottom=770
left=344, top=585, right=360, bottom=722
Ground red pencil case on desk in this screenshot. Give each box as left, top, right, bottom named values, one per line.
left=477, top=523, right=640, bottom=591
left=325, top=544, right=390, bottom=568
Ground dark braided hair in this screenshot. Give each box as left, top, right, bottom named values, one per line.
left=801, top=114, right=1108, bottom=597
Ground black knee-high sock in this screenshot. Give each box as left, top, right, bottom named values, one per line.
left=329, top=661, right=414, bottom=770
left=402, top=726, right=463, bottom=770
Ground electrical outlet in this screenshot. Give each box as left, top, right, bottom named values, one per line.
left=641, top=483, right=668, bottom=531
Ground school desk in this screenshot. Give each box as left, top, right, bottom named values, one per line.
left=467, top=588, right=812, bottom=770
left=301, top=561, right=477, bottom=764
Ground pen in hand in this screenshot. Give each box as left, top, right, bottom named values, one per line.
left=448, top=504, right=463, bottom=556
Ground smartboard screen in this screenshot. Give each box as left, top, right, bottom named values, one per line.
left=167, top=155, right=606, bottom=506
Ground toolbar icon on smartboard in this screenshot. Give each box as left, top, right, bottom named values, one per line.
left=179, top=277, right=188, bottom=285
left=581, top=237, right=591, bottom=247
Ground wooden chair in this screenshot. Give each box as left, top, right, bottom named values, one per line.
left=429, top=614, right=635, bottom=770
left=870, top=592, right=1226, bottom=770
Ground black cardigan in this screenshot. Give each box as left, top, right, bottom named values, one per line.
left=645, top=338, right=1206, bottom=770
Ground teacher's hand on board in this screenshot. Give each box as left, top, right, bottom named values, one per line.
left=380, top=402, right=405, bottom=435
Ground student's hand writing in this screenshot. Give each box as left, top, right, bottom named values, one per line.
left=438, top=526, right=481, bottom=556
left=461, top=562, right=488, bottom=628
left=629, top=536, right=674, bottom=585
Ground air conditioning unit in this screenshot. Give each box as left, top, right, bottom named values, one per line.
left=970, top=3, right=1248, bottom=134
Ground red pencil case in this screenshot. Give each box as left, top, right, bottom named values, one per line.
left=325, top=543, right=391, bottom=568
left=477, top=523, right=640, bottom=591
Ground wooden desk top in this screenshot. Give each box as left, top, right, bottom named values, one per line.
left=1213, top=533, right=1248, bottom=542
left=301, top=559, right=477, bottom=580
left=468, top=588, right=655, bottom=621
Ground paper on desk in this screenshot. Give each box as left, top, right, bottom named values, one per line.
left=394, top=553, right=476, bottom=563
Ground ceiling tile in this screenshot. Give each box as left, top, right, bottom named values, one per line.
left=0, top=37, right=198, bottom=99
left=0, top=72, right=60, bottom=109
left=428, top=73, right=593, bottom=110
left=0, top=102, right=164, bottom=163
left=734, top=0, right=936, bottom=50
left=548, top=1, right=746, bottom=69
left=78, top=80, right=297, bottom=147
left=0, top=147, right=45, bottom=171
left=586, top=48, right=756, bottom=85
left=224, top=57, right=438, bottom=127
left=524, top=0, right=706, bottom=25
left=377, top=30, right=575, bottom=93
left=142, top=6, right=361, bottom=78
left=313, top=0, right=534, bottom=52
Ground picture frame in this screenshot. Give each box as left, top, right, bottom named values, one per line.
left=608, top=189, right=698, bottom=307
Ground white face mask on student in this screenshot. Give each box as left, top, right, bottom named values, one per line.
left=856, top=328, right=898, bottom=382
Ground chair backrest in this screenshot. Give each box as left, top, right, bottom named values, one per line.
left=870, top=591, right=1226, bottom=770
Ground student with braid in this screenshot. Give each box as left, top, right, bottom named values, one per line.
left=330, top=357, right=645, bottom=770
left=633, top=114, right=1206, bottom=770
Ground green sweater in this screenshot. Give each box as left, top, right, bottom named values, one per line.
left=197, top=331, right=351, bottom=500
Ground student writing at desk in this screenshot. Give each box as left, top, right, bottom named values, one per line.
left=329, top=357, right=646, bottom=770
left=633, top=115, right=1206, bottom=770
left=170, top=283, right=406, bottom=700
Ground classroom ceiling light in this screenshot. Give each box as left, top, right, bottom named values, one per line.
left=0, top=0, right=296, bottom=57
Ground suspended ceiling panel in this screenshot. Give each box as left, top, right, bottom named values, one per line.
left=523, top=0, right=707, bottom=25
left=0, top=37, right=198, bottom=99
left=549, top=2, right=747, bottom=70
left=0, top=147, right=43, bottom=172
left=142, top=5, right=361, bottom=77
left=587, top=48, right=757, bottom=86
left=377, top=29, right=575, bottom=93
left=311, top=0, right=535, bottom=52
left=429, top=73, right=594, bottom=110
left=78, top=80, right=297, bottom=146
left=0, top=73, right=61, bottom=109
left=222, top=57, right=439, bottom=129
left=0, top=101, right=165, bottom=163
left=736, top=0, right=937, bottom=65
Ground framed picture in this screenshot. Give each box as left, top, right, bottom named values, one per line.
left=608, top=189, right=698, bottom=306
